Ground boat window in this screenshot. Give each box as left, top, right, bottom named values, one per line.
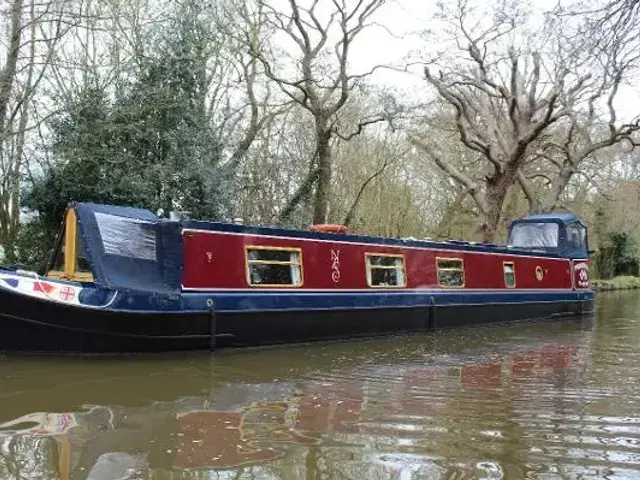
left=566, top=223, right=586, bottom=251
left=508, top=222, right=559, bottom=248
left=437, top=258, right=465, bottom=287
left=503, top=262, right=516, bottom=288
left=246, top=247, right=303, bottom=287
left=75, top=228, right=92, bottom=272
left=365, top=254, right=406, bottom=288
left=95, top=212, right=157, bottom=261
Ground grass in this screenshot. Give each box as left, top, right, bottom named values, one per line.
left=591, top=276, right=640, bottom=291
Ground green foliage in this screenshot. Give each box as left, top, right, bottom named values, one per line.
left=592, top=276, right=640, bottom=291
left=593, top=231, right=639, bottom=279
left=21, top=0, right=232, bottom=267
left=14, top=217, right=51, bottom=274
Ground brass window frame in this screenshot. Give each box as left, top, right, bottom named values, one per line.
left=503, top=261, right=516, bottom=288
left=245, top=245, right=304, bottom=288
left=436, top=257, right=465, bottom=288
left=365, top=252, right=407, bottom=288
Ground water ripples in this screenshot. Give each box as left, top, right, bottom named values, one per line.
left=1, top=293, right=640, bottom=478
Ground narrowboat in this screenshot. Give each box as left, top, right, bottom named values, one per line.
left=0, top=202, right=594, bottom=353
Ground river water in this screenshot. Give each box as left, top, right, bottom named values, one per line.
left=1, top=291, right=640, bottom=479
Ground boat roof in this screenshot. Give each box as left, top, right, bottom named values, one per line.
left=516, top=213, right=582, bottom=224
left=181, top=219, right=563, bottom=258
left=76, top=202, right=159, bottom=221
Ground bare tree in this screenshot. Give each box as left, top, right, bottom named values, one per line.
left=563, top=0, right=640, bottom=54
left=213, top=0, right=293, bottom=171
left=235, top=105, right=317, bottom=226
left=0, top=0, right=25, bottom=258
left=411, top=0, right=638, bottom=242
left=253, top=0, right=390, bottom=224
left=0, top=0, right=76, bottom=259
left=517, top=120, right=640, bottom=214
left=515, top=0, right=640, bottom=213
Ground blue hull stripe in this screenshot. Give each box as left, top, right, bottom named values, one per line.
left=182, top=289, right=594, bottom=313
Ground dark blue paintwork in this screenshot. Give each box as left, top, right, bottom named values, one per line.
left=520, top=213, right=580, bottom=223
left=181, top=290, right=594, bottom=314
left=73, top=281, right=594, bottom=314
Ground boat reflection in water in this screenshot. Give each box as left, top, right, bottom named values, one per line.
left=0, top=321, right=600, bottom=479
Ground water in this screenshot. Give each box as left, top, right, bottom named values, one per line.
left=1, top=291, right=640, bottom=479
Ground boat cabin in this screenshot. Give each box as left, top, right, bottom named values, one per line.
left=45, top=203, right=183, bottom=293
left=43, top=203, right=591, bottom=294
left=507, top=213, right=589, bottom=259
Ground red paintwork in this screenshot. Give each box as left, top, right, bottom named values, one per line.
left=181, top=229, right=576, bottom=290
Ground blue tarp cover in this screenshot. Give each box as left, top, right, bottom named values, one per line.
left=74, top=203, right=183, bottom=294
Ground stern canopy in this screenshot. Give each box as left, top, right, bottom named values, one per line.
left=50, top=203, right=183, bottom=294
left=507, top=213, right=589, bottom=259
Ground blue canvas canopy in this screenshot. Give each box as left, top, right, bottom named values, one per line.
left=74, top=203, right=183, bottom=294
left=507, top=213, right=589, bottom=259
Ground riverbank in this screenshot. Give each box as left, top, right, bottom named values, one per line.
left=592, top=276, right=640, bottom=292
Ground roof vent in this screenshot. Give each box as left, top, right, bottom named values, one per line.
left=169, top=211, right=190, bottom=221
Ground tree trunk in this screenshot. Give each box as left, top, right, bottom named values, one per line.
left=0, top=0, right=23, bottom=134
left=277, top=167, right=319, bottom=223
left=312, top=121, right=332, bottom=224
left=541, top=163, right=574, bottom=213
left=480, top=172, right=513, bottom=243
left=0, top=0, right=24, bottom=258
left=342, top=161, right=389, bottom=227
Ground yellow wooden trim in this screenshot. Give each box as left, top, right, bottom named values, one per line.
left=46, top=208, right=94, bottom=282
left=246, top=245, right=302, bottom=252
left=46, top=270, right=66, bottom=279
left=245, top=245, right=304, bottom=288
left=365, top=252, right=407, bottom=288
left=436, top=256, right=465, bottom=288
left=63, top=208, right=77, bottom=277
left=365, top=252, right=406, bottom=259
left=503, top=261, right=516, bottom=288
left=72, top=271, right=94, bottom=282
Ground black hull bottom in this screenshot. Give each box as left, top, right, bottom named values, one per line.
left=220, top=300, right=595, bottom=348
left=0, top=287, right=594, bottom=353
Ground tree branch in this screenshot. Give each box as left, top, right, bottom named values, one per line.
left=411, top=136, right=488, bottom=215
